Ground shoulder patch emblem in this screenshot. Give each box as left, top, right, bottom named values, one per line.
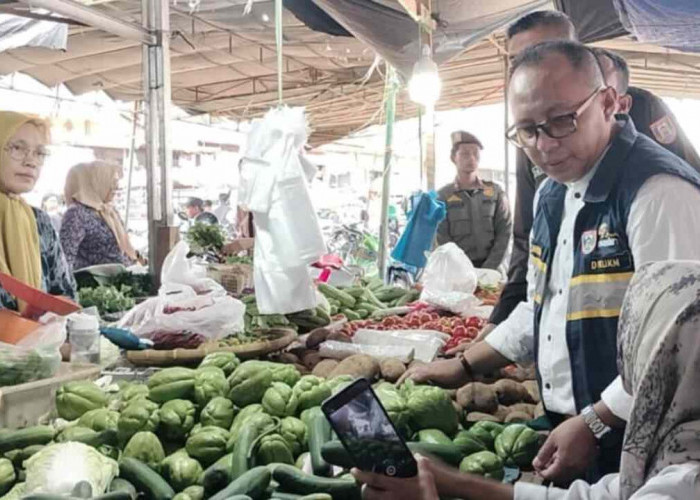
left=581, top=229, right=597, bottom=255
left=483, top=186, right=494, bottom=197
left=447, top=194, right=462, bottom=203
left=649, top=115, right=677, bottom=145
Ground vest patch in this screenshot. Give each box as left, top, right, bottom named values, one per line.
left=447, top=194, right=462, bottom=203
left=649, top=115, right=677, bottom=145
left=581, top=230, right=597, bottom=255
left=483, top=186, right=494, bottom=197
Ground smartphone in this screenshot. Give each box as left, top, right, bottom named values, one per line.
left=321, top=378, right=418, bottom=478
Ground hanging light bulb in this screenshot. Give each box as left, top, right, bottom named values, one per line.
left=408, top=44, right=441, bottom=109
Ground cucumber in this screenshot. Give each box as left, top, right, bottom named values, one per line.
left=202, top=453, right=233, bottom=496
left=341, top=309, right=361, bottom=322
left=96, top=493, right=136, bottom=500
left=109, top=478, right=138, bottom=500
left=321, top=440, right=464, bottom=468
left=361, top=289, right=386, bottom=308
left=271, top=464, right=360, bottom=500
left=0, top=426, right=55, bottom=453
left=396, top=290, right=420, bottom=306
left=305, top=408, right=332, bottom=477
left=118, top=457, right=175, bottom=500
left=208, top=466, right=271, bottom=500
left=317, top=284, right=356, bottom=308
left=232, top=425, right=258, bottom=479
left=356, top=302, right=381, bottom=313
left=270, top=494, right=331, bottom=500
left=342, top=287, right=366, bottom=299
left=374, top=286, right=407, bottom=302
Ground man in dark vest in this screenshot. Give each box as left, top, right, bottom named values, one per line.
left=478, top=11, right=700, bottom=341
left=399, top=41, right=700, bottom=484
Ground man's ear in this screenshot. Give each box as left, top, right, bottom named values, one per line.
left=619, top=94, right=633, bottom=115
left=602, top=86, right=619, bottom=120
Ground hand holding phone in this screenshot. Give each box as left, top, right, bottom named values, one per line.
left=322, top=378, right=418, bottom=478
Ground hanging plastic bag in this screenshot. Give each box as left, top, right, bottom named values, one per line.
left=160, top=241, right=224, bottom=295
left=391, top=191, right=446, bottom=268
left=420, top=243, right=480, bottom=315
left=0, top=313, right=66, bottom=386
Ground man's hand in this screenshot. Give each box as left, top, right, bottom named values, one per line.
left=444, top=323, right=497, bottom=356
left=533, top=415, right=597, bottom=485
left=353, top=455, right=439, bottom=500
left=396, top=357, right=469, bottom=388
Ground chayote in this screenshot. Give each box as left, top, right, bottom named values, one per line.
left=327, top=375, right=354, bottom=395
left=404, top=384, right=458, bottom=436
left=162, top=451, right=204, bottom=492
left=227, top=364, right=273, bottom=408
left=118, top=384, right=150, bottom=408
left=255, top=434, right=294, bottom=465
left=198, top=352, right=240, bottom=376
left=262, top=382, right=298, bottom=417
left=147, top=367, right=196, bottom=404
left=238, top=361, right=301, bottom=386
left=175, top=485, right=204, bottom=500
left=459, top=451, right=504, bottom=480
left=467, top=421, right=505, bottom=450
left=417, top=429, right=453, bottom=446
left=200, top=397, right=235, bottom=430
left=0, top=458, right=16, bottom=496
left=453, top=430, right=487, bottom=455
left=374, top=383, right=411, bottom=436
left=118, top=399, right=160, bottom=443
left=194, top=367, right=229, bottom=406
left=78, top=409, right=120, bottom=432
left=185, top=426, right=230, bottom=467
left=494, top=424, right=542, bottom=468
left=55, top=381, right=107, bottom=420
left=292, top=375, right=331, bottom=412
left=279, top=417, right=307, bottom=456
left=123, top=431, right=165, bottom=472
left=159, top=399, right=197, bottom=442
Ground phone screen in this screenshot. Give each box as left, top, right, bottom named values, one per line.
left=322, top=378, right=417, bottom=478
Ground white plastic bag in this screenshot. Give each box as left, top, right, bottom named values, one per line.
left=353, top=329, right=448, bottom=363
left=420, top=243, right=480, bottom=315
left=117, top=285, right=245, bottom=340
left=0, top=313, right=66, bottom=386
left=160, top=241, right=224, bottom=295
left=318, top=340, right=415, bottom=363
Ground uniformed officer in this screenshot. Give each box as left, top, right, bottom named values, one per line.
left=436, top=131, right=512, bottom=270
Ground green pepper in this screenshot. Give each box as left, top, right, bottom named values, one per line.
left=459, top=451, right=504, bottom=480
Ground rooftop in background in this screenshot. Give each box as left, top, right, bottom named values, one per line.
left=0, top=0, right=699, bottom=145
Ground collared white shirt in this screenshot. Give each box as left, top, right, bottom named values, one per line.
left=514, top=463, right=700, bottom=500
left=486, top=171, right=700, bottom=418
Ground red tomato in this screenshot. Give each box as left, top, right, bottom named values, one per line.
left=466, top=317, right=483, bottom=328
left=452, top=325, right=467, bottom=338
left=466, top=326, right=480, bottom=339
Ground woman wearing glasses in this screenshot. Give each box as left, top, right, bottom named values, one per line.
left=0, top=111, right=76, bottom=312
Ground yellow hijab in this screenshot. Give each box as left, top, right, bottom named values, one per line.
left=0, top=112, right=44, bottom=311
left=64, top=162, right=137, bottom=261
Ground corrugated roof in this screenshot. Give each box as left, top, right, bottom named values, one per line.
left=1, top=0, right=699, bottom=144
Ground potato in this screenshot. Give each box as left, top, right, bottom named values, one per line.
left=465, top=412, right=501, bottom=423
left=301, top=351, right=322, bottom=370
left=507, top=403, right=536, bottom=417
left=456, top=382, right=499, bottom=414
left=505, top=411, right=531, bottom=424
left=379, top=358, right=406, bottom=383
left=306, top=328, right=331, bottom=349
left=294, top=363, right=311, bottom=375
left=408, top=359, right=426, bottom=370
left=523, top=380, right=541, bottom=404
left=326, top=331, right=352, bottom=343
left=312, top=359, right=339, bottom=378
left=500, top=364, right=536, bottom=382
left=534, top=402, right=545, bottom=419
left=328, top=354, right=380, bottom=380
left=494, top=379, right=533, bottom=405
left=276, top=352, right=301, bottom=365
left=494, top=405, right=510, bottom=422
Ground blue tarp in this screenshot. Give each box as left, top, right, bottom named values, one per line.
left=613, top=0, right=700, bottom=53
left=391, top=191, right=445, bottom=269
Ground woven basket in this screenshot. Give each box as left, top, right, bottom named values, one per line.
left=126, top=328, right=297, bottom=366
left=207, top=263, right=254, bottom=294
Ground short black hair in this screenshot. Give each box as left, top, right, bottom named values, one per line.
left=185, top=197, right=204, bottom=209
left=509, top=40, right=605, bottom=88
left=592, top=47, right=630, bottom=94
left=506, top=10, right=577, bottom=41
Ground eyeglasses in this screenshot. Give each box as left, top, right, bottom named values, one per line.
left=506, top=87, right=606, bottom=149
left=4, top=141, right=51, bottom=164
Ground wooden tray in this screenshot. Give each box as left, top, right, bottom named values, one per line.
left=126, top=328, right=297, bottom=366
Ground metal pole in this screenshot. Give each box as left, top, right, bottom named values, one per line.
left=124, top=101, right=140, bottom=228
left=142, top=0, right=173, bottom=277
left=503, top=55, right=510, bottom=195
left=275, top=0, right=283, bottom=105
left=378, top=67, right=398, bottom=279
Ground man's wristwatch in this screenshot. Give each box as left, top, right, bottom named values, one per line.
left=581, top=405, right=612, bottom=440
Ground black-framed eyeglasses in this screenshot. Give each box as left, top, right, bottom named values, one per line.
left=506, top=87, right=606, bottom=149
left=3, top=141, right=51, bottom=164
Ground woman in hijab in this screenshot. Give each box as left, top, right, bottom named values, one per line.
left=0, top=111, right=76, bottom=311
left=60, top=161, right=137, bottom=271
left=353, top=260, right=700, bottom=499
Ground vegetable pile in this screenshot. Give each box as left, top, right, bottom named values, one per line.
left=186, top=223, right=226, bottom=256
left=78, top=285, right=136, bottom=315
left=0, top=350, right=543, bottom=500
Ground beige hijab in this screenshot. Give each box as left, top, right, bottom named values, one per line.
left=617, top=261, right=700, bottom=498
left=64, top=161, right=137, bottom=261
